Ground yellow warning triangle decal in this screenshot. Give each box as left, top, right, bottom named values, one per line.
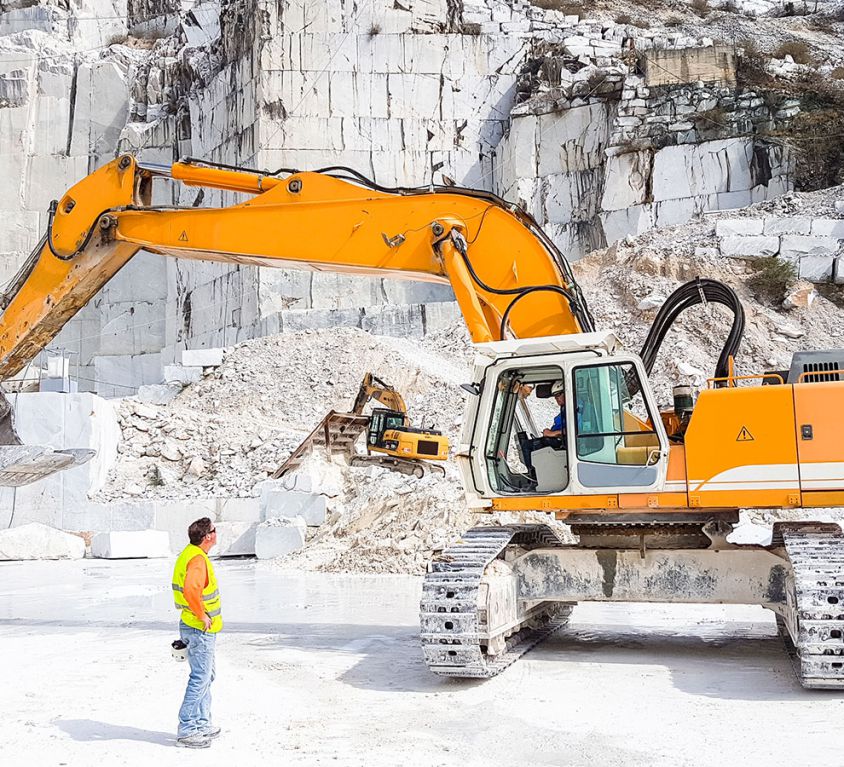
left=736, top=426, right=754, bottom=442
left=178, top=231, right=188, bottom=242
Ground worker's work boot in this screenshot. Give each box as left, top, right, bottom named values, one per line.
left=176, top=733, right=211, bottom=749
left=203, top=726, right=221, bottom=739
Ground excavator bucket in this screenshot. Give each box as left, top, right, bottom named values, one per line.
left=0, top=390, right=94, bottom=487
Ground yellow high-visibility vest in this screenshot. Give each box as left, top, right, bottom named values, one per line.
left=172, top=544, right=223, bottom=633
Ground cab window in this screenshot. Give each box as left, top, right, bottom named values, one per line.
left=573, top=363, right=659, bottom=466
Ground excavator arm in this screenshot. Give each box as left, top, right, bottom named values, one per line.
left=352, top=373, right=407, bottom=415
left=0, top=155, right=594, bottom=379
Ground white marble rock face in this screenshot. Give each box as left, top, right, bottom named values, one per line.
left=0, top=0, right=806, bottom=399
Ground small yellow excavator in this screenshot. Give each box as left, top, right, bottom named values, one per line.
left=354, top=372, right=449, bottom=468
left=273, top=372, right=448, bottom=480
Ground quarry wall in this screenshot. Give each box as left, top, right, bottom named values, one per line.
left=0, top=0, right=823, bottom=398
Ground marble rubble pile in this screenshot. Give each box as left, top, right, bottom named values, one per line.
left=0, top=522, right=85, bottom=560
left=280, top=460, right=476, bottom=574
left=90, top=322, right=476, bottom=568
left=1, top=0, right=842, bottom=394
left=95, top=324, right=472, bottom=502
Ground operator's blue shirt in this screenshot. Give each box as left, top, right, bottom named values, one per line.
left=551, top=411, right=566, bottom=433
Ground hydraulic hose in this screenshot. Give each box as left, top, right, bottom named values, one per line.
left=639, top=278, right=745, bottom=387
left=445, top=231, right=594, bottom=338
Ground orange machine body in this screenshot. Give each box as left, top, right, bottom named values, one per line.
left=490, top=378, right=844, bottom=517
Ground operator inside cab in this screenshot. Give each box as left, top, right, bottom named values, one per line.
left=544, top=380, right=567, bottom=442
left=522, top=380, right=567, bottom=478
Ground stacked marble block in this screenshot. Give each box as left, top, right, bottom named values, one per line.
left=254, top=476, right=327, bottom=560
left=208, top=475, right=326, bottom=560
left=715, top=218, right=844, bottom=282
left=91, top=529, right=170, bottom=558
left=132, top=347, right=221, bottom=405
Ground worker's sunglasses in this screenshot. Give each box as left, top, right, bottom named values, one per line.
left=208, top=528, right=216, bottom=535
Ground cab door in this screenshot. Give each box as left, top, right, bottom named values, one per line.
left=570, top=360, right=667, bottom=492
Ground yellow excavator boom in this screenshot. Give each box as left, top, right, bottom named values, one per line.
left=351, top=373, right=407, bottom=415
left=0, top=155, right=591, bottom=379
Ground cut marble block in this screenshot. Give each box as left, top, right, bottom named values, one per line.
left=91, top=530, right=171, bottom=559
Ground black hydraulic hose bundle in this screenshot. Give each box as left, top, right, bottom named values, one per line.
left=443, top=230, right=596, bottom=337
left=639, top=278, right=745, bottom=387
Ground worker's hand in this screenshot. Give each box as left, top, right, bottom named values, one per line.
left=202, top=613, right=212, bottom=632
left=542, top=429, right=557, bottom=438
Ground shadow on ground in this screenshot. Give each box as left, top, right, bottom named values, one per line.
left=56, top=719, right=173, bottom=745
left=535, top=622, right=816, bottom=701
left=7, top=616, right=825, bottom=701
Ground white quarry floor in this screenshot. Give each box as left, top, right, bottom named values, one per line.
left=1, top=559, right=841, bottom=767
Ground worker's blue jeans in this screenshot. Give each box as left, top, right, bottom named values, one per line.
left=177, top=622, right=216, bottom=738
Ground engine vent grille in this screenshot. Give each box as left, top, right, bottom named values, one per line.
left=416, top=440, right=440, bottom=456
left=789, top=351, right=844, bottom=383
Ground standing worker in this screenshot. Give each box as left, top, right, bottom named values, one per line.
left=171, top=517, right=222, bottom=748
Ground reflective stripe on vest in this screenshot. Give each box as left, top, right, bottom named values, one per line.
left=171, top=544, right=223, bottom=633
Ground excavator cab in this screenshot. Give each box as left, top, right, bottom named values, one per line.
left=367, top=408, right=409, bottom=451
left=463, top=333, right=669, bottom=501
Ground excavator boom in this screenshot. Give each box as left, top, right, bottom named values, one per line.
left=352, top=373, right=407, bottom=415
left=0, top=155, right=592, bottom=379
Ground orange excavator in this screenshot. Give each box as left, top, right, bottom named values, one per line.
left=2, top=154, right=844, bottom=686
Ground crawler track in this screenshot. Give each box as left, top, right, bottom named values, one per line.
left=420, top=525, right=571, bottom=678
left=776, top=522, right=844, bottom=689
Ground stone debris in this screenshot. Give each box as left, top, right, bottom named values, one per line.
left=0, top=523, right=85, bottom=560
left=96, top=325, right=472, bottom=503
left=783, top=282, right=817, bottom=310
left=280, top=463, right=479, bottom=574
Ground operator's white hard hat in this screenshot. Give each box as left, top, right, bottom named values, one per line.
left=551, top=380, right=565, bottom=396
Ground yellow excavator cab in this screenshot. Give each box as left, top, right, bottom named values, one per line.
left=367, top=408, right=449, bottom=462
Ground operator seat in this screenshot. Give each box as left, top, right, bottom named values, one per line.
left=532, top=445, right=568, bottom=492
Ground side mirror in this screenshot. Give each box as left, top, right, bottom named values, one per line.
left=460, top=382, right=481, bottom=396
